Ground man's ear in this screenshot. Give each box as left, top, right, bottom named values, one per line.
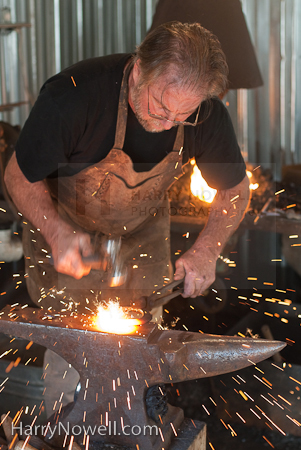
left=132, top=59, right=141, bottom=84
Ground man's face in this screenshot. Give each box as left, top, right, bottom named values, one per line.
left=129, top=70, right=203, bottom=133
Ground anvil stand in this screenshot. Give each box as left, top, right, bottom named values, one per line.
left=0, top=306, right=285, bottom=450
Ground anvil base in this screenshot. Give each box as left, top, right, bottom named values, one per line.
left=170, top=419, right=206, bottom=450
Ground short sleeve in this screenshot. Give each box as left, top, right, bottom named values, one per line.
left=15, top=87, right=79, bottom=182
left=189, top=98, right=246, bottom=190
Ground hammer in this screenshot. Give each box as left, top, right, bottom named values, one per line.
left=42, top=237, right=127, bottom=287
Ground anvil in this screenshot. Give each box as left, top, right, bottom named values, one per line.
left=0, top=306, right=285, bottom=450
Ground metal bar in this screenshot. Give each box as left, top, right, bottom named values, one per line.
left=0, top=100, right=28, bottom=111
left=53, top=0, right=61, bottom=73
left=0, top=22, right=31, bottom=28
left=96, top=0, right=104, bottom=56
left=76, top=0, right=83, bottom=61
left=0, top=34, right=7, bottom=105
left=116, top=0, right=124, bottom=52
left=145, top=0, right=154, bottom=32
left=135, top=0, right=141, bottom=45
left=280, top=0, right=286, bottom=166
left=290, top=0, right=297, bottom=162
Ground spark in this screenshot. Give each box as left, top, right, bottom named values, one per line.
left=71, top=76, right=76, bottom=86
left=202, top=404, right=210, bottom=415
left=63, top=432, right=68, bottom=447
left=278, top=395, right=291, bottom=405
left=227, top=424, right=237, bottom=436
left=250, top=408, right=261, bottom=419
left=236, top=412, right=246, bottom=423
left=170, top=422, right=177, bottom=436
left=127, top=392, right=131, bottom=410
left=260, top=410, right=286, bottom=435
left=275, top=189, right=285, bottom=195
left=220, top=419, right=228, bottom=429
left=260, top=394, right=274, bottom=406
left=262, top=436, right=275, bottom=448
left=68, top=435, right=74, bottom=450
left=286, top=415, right=301, bottom=427
left=85, top=434, right=90, bottom=450
left=271, top=363, right=284, bottom=371
left=158, top=427, right=164, bottom=442
left=239, top=391, right=248, bottom=401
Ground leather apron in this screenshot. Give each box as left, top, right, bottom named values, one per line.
left=23, top=62, right=185, bottom=313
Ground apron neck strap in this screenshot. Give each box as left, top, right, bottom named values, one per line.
left=173, top=124, right=184, bottom=153
left=113, top=59, right=133, bottom=150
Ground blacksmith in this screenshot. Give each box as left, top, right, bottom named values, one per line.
left=5, top=21, right=249, bottom=314
left=4, top=21, right=250, bottom=414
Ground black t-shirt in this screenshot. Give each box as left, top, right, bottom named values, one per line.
left=15, top=53, right=246, bottom=190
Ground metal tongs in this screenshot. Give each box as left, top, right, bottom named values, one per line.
left=135, top=278, right=184, bottom=312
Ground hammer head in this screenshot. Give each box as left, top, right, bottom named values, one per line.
left=83, top=237, right=127, bottom=287
left=103, top=237, right=127, bottom=287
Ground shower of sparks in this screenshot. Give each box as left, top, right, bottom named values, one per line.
left=93, top=301, right=142, bottom=334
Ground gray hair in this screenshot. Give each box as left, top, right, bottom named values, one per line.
left=134, top=21, right=228, bottom=99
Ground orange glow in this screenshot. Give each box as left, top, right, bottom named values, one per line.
left=94, top=301, right=141, bottom=334
left=246, top=170, right=259, bottom=190
left=190, top=159, right=217, bottom=203
left=249, top=183, right=259, bottom=190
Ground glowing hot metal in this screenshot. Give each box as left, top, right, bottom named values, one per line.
left=94, top=301, right=144, bottom=334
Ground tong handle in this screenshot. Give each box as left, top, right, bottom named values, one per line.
left=147, top=278, right=184, bottom=310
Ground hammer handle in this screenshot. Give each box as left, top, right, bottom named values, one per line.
left=38, top=254, right=105, bottom=270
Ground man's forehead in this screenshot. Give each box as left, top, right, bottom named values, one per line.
left=152, top=80, right=203, bottom=112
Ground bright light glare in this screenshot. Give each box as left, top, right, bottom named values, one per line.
left=190, top=159, right=217, bottom=203
left=249, top=183, right=259, bottom=190
left=94, top=301, right=140, bottom=334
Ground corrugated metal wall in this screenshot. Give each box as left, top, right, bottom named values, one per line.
left=227, top=0, right=301, bottom=177
left=0, top=0, right=301, bottom=176
left=0, top=0, right=157, bottom=126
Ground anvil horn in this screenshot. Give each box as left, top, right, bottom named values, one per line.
left=152, top=328, right=286, bottom=381
left=0, top=306, right=286, bottom=450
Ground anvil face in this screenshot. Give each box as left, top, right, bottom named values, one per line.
left=0, top=306, right=285, bottom=450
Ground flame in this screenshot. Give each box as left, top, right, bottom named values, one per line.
left=190, top=159, right=217, bottom=203
left=246, top=170, right=259, bottom=190
left=249, top=183, right=259, bottom=190
left=94, top=301, right=141, bottom=334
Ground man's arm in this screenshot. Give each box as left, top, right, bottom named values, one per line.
left=4, top=152, right=93, bottom=279
left=174, top=174, right=250, bottom=297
